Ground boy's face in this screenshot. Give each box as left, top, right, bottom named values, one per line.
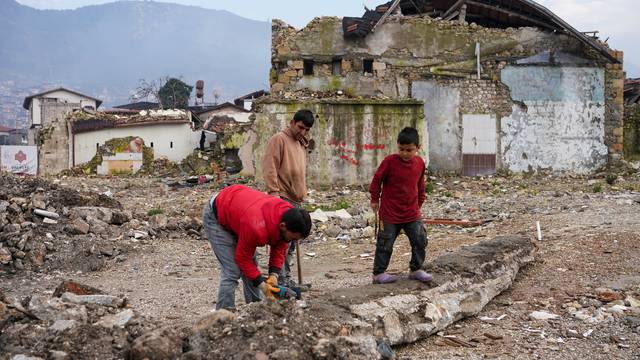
left=397, top=143, right=419, bottom=161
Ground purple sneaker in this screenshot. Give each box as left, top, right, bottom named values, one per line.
left=409, top=270, right=433, bottom=283
left=372, top=273, right=399, bottom=284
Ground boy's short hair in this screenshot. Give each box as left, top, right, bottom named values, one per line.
left=293, top=109, right=314, bottom=128
left=282, top=208, right=312, bottom=237
left=397, top=127, right=420, bottom=146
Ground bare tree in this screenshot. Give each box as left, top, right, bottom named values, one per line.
left=130, top=77, right=166, bottom=107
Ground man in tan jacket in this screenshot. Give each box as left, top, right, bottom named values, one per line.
left=262, top=109, right=314, bottom=286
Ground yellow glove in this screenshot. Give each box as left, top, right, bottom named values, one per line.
left=257, top=281, right=279, bottom=299
left=266, top=273, right=279, bottom=287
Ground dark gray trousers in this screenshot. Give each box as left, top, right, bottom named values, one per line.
left=202, top=199, right=263, bottom=310
left=373, top=220, right=427, bottom=275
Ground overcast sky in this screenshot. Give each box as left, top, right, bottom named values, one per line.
left=15, top=0, right=640, bottom=76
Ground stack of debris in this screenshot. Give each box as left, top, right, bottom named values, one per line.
left=0, top=281, right=159, bottom=359
left=0, top=172, right=131, bottom=273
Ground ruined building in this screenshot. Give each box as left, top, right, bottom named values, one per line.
left=257, top=0, right=624, bottom=185
left=624, top=79, right=640, bottom=161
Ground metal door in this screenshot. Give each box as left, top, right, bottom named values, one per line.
left=462, top=114, right=496, bottom=176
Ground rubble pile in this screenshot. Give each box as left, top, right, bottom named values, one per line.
left=177, top=236, right=535, bottom=359
left=0, top=172, right=129, bottom=273
left=0, top=281, right=158, bottom=360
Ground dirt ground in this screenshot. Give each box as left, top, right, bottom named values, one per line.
left=2, top=170, right=640, bottom=359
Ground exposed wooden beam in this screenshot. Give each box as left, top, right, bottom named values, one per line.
left=464, top=0, right=557, bottom=31
left=444, top=10, right=460, bottom=21
left=442, top=0, right=465, bottom=19
left=372, top=0, right=402, bottom=32
left=459, top=4, right=467, bottom=24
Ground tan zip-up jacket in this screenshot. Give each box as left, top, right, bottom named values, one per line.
left=262, top=128, right=308, bottom=203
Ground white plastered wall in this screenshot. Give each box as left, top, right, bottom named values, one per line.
left=73, top=123, right=194, bottom=165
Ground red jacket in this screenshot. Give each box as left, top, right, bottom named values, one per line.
left=369, top=154, right=425, bottom=224
left=215, top=185, right=292, bottom=282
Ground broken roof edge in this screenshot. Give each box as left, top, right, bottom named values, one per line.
left=22, top=86, right=103, bottom=110
left=517, top=0, right=618, bottom=64
left=255, top=97, right=423, bottom=106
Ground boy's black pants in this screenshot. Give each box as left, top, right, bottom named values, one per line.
left=373, top=220, right=427, bottom=275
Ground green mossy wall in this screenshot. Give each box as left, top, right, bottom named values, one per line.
left=254, top=100, right=425, bottom=187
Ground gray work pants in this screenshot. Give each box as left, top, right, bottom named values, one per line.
left=279, top=197, right=300, bottom=286
left=202, top=200, right=263, bottom=310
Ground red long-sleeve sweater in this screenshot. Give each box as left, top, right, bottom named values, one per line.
left=369, top=154, right=426, bottom=224
left=215, top=185, right=292, bottom=282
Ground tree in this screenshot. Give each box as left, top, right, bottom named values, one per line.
left=130, top=77, right=164, bottom=107
left=158, top=78, right=193, bottom=109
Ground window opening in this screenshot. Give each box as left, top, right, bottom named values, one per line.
left=303, top=59, right=314, bottom=76
left=332, top=59, right=342, bottom=75
left=363, top=59, right=373, bottom=74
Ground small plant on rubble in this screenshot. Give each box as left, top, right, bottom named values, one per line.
left=425, top=181, right=435, bottom=194
left=592, top=183, right=602, bottom=193
left=605, top=174, right=618, bottom=185
left=147, top=208, right=164, bottom=216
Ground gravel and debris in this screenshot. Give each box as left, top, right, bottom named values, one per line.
left=1, top=168, right=639, bottom=359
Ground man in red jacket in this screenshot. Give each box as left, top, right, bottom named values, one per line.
left=203, top=184, right=312, bottom=310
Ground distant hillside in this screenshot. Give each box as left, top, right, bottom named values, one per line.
left=0, top=0, right=271, bottom=108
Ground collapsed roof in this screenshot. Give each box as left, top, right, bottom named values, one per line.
left=343, top=0, right=618, bottom=63
left=69, top=109, right=191, bottom=134
left=625, top=79, right=640, bottom=106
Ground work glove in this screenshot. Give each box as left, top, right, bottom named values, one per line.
left=277, top=286, right=300, bottom=300
left=257, top=281, right=280, bottom=299
left=266, top=273, right=279, bottom=287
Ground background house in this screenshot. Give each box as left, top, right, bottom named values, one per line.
left=234, top=90, right=269, bottom=111
left=23, top=87, right=102, bottom=146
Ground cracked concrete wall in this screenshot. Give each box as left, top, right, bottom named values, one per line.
left=500, top=66, right=607, bottom=173
left=412, top=81, right=461, bottom=172
left=254, top=100, right=425, bottom=187
left=412, top=79, right=512, bottom=172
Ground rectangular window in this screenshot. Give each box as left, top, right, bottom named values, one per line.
left=303, top=59, right=314, bottom=76
left=96, top=143, right=99, bottom=151
left=150, top=142, right=154, bottom=148
left=332, top=59, right=342, bottom=75
left=363, top=59, right=373, bottom=74
left=170, top=141, right=173, bottom=149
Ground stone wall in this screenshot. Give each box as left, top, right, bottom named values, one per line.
left=37, top=103, right=76, bottom=175
left=253, top=99, right=425, bottom=187
left=271, top=17, right=593, bottom=97
left=624, top=104, right=640, bottom=161
left=605, top=50, right=625, bottom=163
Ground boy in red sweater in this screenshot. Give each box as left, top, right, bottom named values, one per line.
left=369, top=127, right=432, bottom=284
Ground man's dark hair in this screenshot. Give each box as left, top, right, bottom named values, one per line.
left=397, top=127, right=420, bottom=146
left=293, top=109, right=314, bottom=128
left=282, top=208, right=312, bottom=237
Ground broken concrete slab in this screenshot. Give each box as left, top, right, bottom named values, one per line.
left=94, top=309, right=134, bottom=329
left=179, top=235, right=534, bottom=358
left=60, top=292, right=124, bottom=308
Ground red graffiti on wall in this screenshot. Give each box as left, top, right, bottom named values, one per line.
left=327, top=139, right=386, bottom=166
